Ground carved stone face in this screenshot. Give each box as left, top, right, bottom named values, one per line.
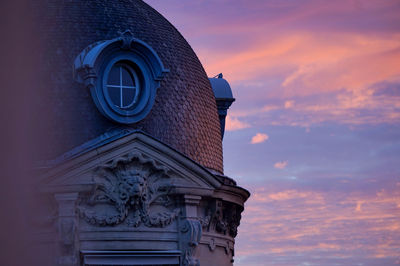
left=118, top=170, right=146, bottom=204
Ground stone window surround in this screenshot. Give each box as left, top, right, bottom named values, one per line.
left=73, top=30, right=169, bottom=124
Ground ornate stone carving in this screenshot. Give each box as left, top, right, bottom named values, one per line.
left=226, top=204, right=242, bottom=238
left=78, top=152, right=179, bottom=228
left=202, top=200, right=243, bottom=238
left=223, top=241, right=234, bottom=257
left=180, top=219, right=202, bottom=266
left=120, top=30, right=135, bottom=50
left=208, top=238, right=216, bottom=252
left=200, top=209, right=212, bottom=229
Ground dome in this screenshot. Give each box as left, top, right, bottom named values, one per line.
left=34, top=0, right=223, bottom=173
left=209, top=74, right=234, bottom=99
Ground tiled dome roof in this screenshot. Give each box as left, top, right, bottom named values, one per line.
left=34, top=0, right=223, bottom=173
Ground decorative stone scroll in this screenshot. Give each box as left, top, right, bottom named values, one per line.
left=78, top=152, right=180, bottom=228
left=180, top=219, right=202, bottom=266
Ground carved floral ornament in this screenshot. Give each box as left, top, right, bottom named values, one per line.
left=78, top=152, right=180, bottom=228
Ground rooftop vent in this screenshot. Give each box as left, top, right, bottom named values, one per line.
left=209, top=73, right=235, bottom=139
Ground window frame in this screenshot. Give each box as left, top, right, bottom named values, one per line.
left=104, top=62, right=140, bottom=110
left=73, top=30, right=169, bottom=124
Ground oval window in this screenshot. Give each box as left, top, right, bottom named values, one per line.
left=106, top=63, right=140, bottom=109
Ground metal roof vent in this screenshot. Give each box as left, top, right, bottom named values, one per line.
left=209, top=73, right=235, bottom=139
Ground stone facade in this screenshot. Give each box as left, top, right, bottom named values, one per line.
left=36, top=132, right=249, bottom=265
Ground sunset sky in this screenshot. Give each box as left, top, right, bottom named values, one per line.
left=145, top=1, right=400, bottom=265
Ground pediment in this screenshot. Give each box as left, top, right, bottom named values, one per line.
left=40, top=131, right=221, bottom=194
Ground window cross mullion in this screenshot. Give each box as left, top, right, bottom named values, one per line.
left=119, top=66, right=123, bottom=107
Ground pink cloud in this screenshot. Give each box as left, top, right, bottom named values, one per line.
left=355, top=200, right=364, bottom=212
left=274, top=161, right=288, bottom=169
left=284, top=100, right=294, bottom=109
left=225, top=115, right=250, bottom=131
left=251, top=133, right=269, bottom=144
